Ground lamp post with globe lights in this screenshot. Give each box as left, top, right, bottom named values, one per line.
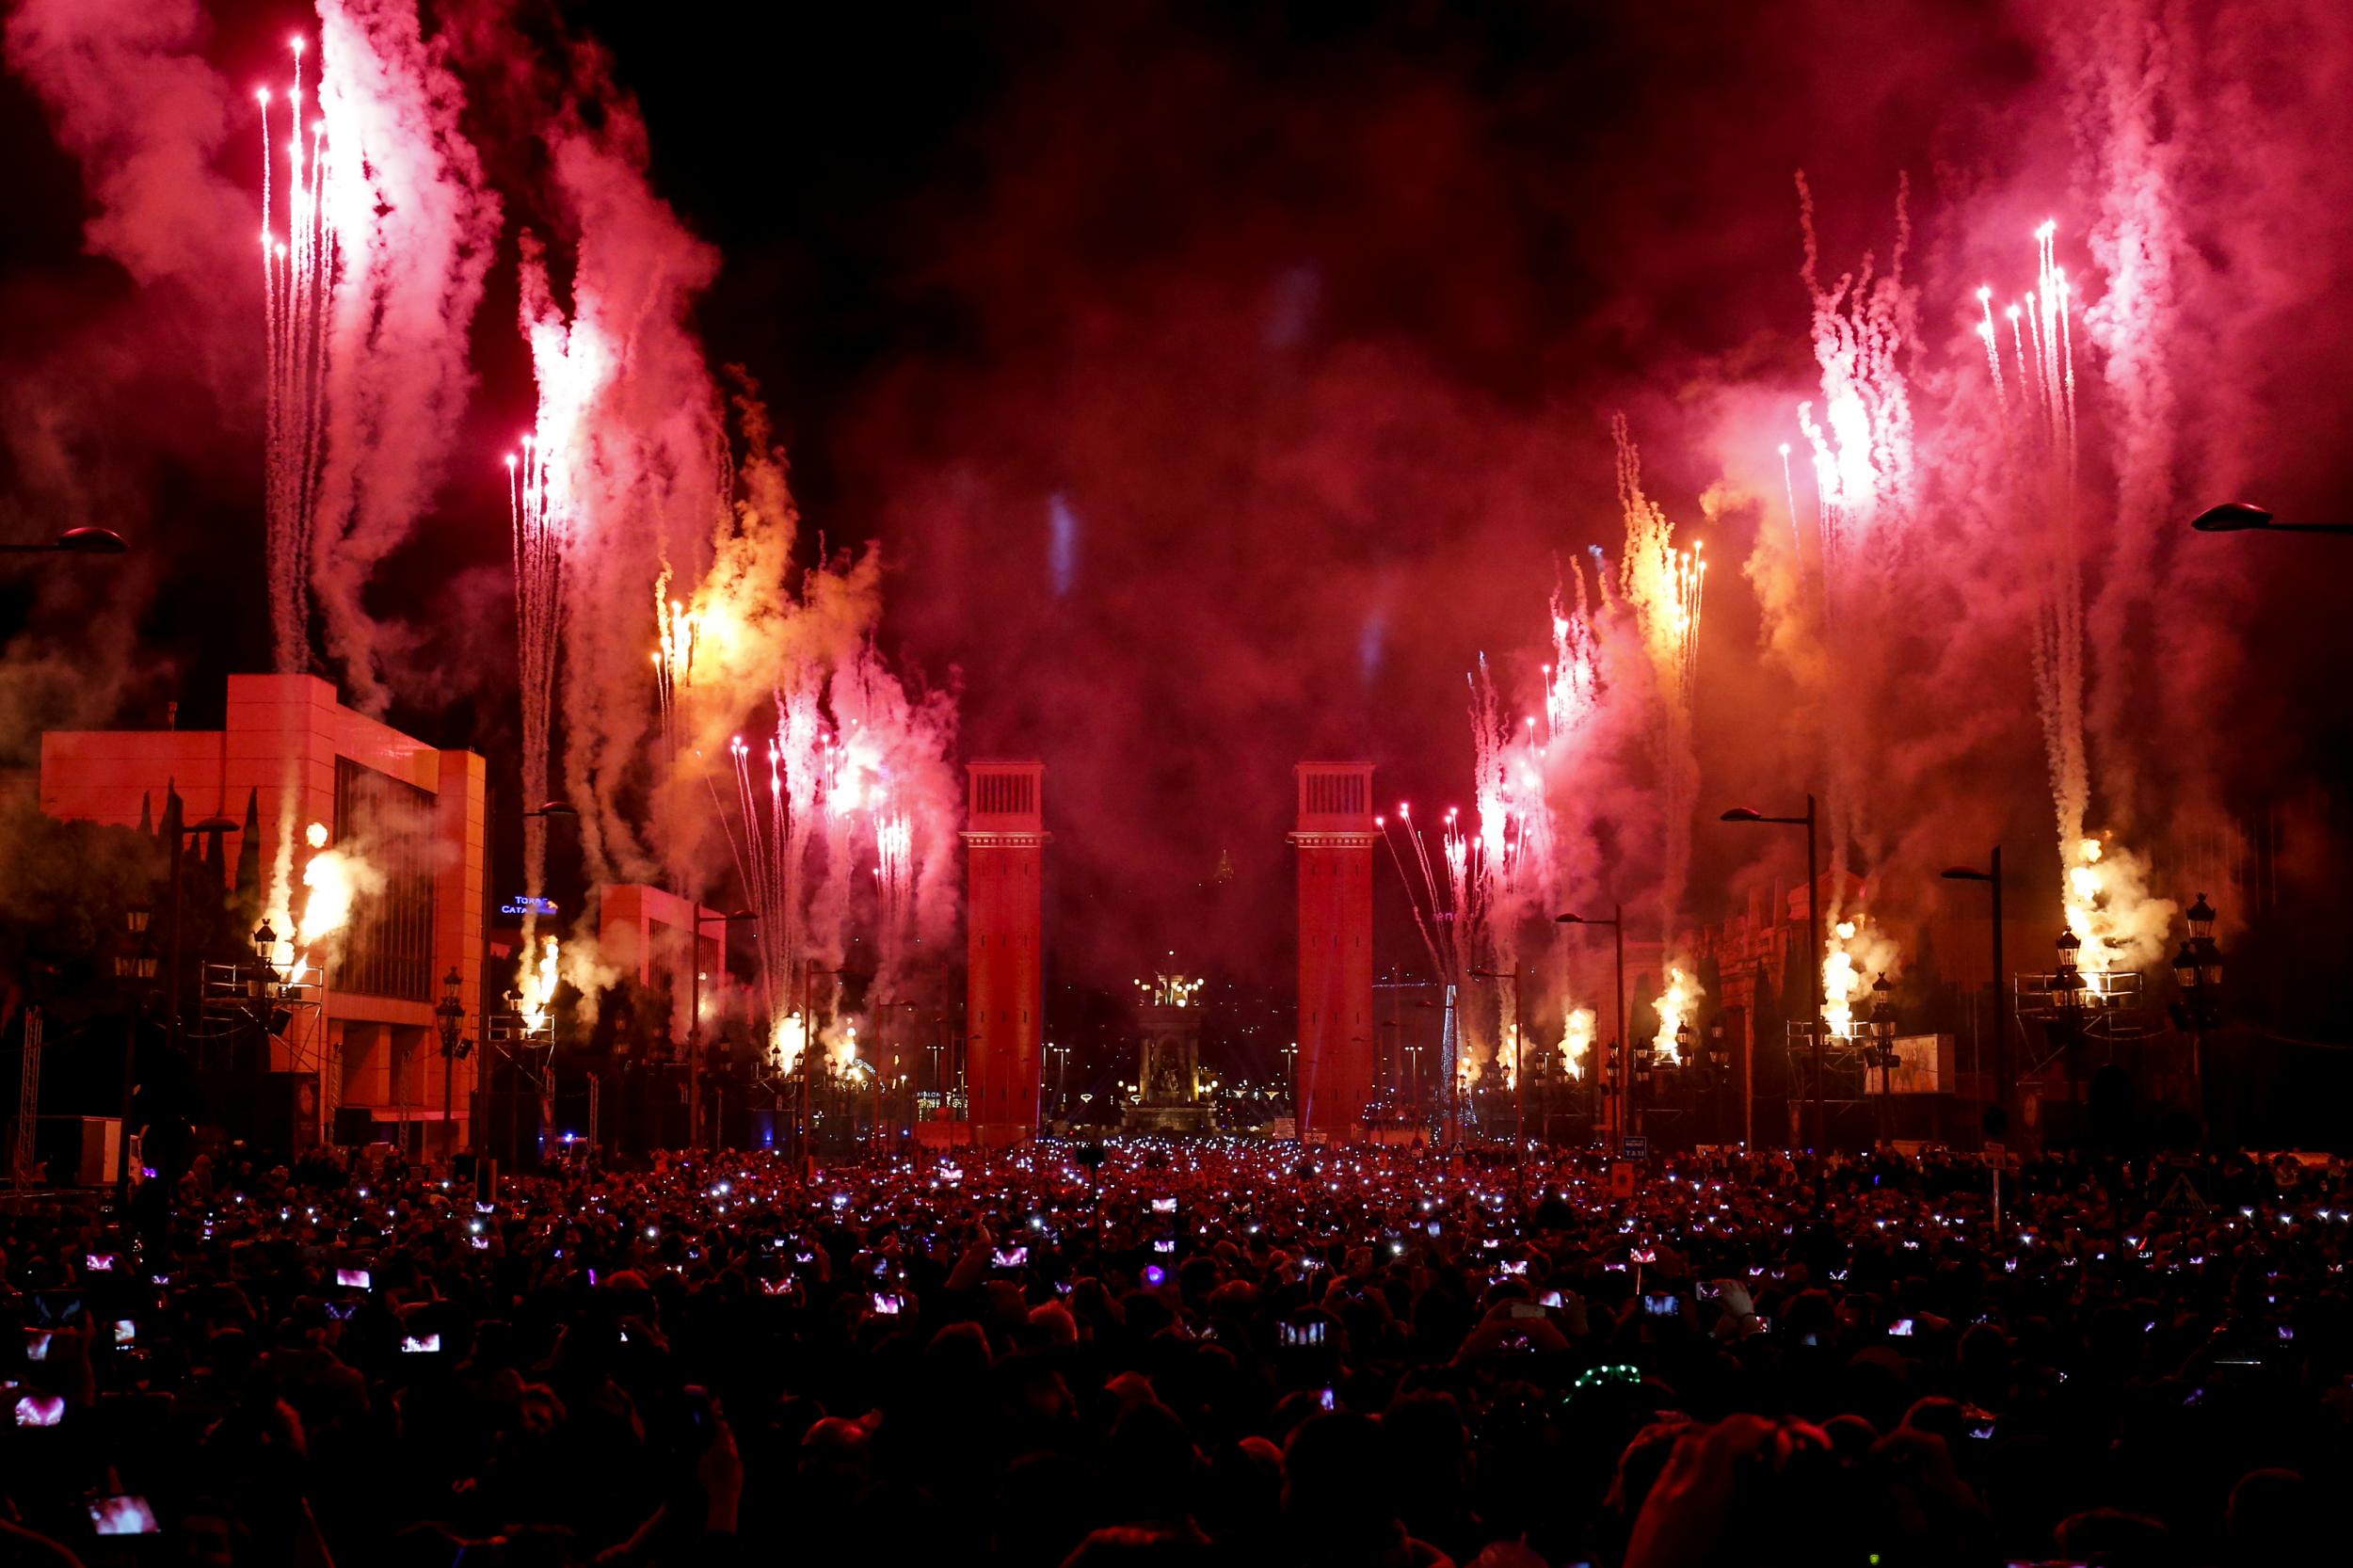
left=2171, top=893, right=2224, bottom=1122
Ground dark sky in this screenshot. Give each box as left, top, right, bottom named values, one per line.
left=6, top=0, right=2351, bottom=1011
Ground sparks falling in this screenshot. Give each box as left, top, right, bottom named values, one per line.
left=260, top=40, right=334, bottom=677
left=1977, top=222, right=2171, bottom=972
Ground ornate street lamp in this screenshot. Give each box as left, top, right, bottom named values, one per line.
left=435, top=966, right=470, bottom=1155
left=2172, top=893, right=2223, bottom=1121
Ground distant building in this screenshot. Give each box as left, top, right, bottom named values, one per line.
left=1123, top=971, right=1215, bottom=1134
left=40, top=674, right=487, bottom=1156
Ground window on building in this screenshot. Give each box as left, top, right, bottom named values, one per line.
left=333, top=757, right=437, bottom=1003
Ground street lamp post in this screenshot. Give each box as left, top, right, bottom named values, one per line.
left=1864, top=973, right=1897, bottom=1145
left=2050, top=929, right=2088, bottom=1128
left=1942, top=850, right=2009, bottom=1137
left=686, top=908, right=755, bottom=1149
left=1555, top=905, right=1626, bottom=1150
left=147, top=813, right=239, bottom=1199
left=1720, top=795, right=1822, bottom=1150
left=434, top=967, right=467, bottom=1161
left=796, top=960, right=855, bottom=1176
left=2172, top=893, right=2224, bottom=1127
left=1468, top=968, right=1527, bottom=1204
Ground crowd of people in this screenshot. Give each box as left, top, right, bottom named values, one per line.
left=4, top=1135, right=2348, bottom=1567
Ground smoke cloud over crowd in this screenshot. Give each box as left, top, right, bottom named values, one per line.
left=5, top=0, right=2351, bottom=1035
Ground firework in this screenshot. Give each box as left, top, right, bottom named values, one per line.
left=1976, top=223, right=2173, bottom=972
left=1562, top=1005, right=1594, bottom=1081
left=1614, top=416, right=1705, bottom=950
left=1652, top=967, right=1699, bottom=1065
left=260, top=40, right=333, bottom=677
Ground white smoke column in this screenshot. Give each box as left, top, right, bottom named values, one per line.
left=2071, top=2, right=2182, bottom=825
left=1974, top=223, right=2175, bottom=973
left=540, top=81, right=724, bottom=884
left=1787, top=179, right=1920, bottom=977
left=507, top=232, right=611, bottom=984
left=305, top=0, right=498, bottom=712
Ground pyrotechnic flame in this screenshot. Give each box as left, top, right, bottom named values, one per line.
left=770, top=1011, right=808, bottom=1077
left=296, top=842, right=378, bottom=950
left=1562, top=1005, right=1594, bottom=1081
left=1821, top=913, right=1899, bottom=1039
left=517, top=935, right=559, bottom=1034
left=1653, top=967, right=1698, bottom=1065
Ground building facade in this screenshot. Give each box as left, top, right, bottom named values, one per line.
left=964, top=760, right=1047, bottom=1145
left=1290, top=761, right=1375, bottom=1142
left=40, top=674, right=487, bottom=1156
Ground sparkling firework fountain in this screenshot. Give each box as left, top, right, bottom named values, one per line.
left=1378, top=803, right=1474, bottom=1123
left=1613, top=417, right=1708, bottom=1035
left=259, top=40, right=333, bottom=676
left=725, top=701, right=818, bottom=1077
left=1785, top=177, right=1919, bottom=997
left=1977, top=223, right=2172, bottom=971
left=508, top=239, right=610, bottom=1001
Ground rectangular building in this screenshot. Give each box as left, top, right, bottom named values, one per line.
left=40, top=674, right=487, bottom=1157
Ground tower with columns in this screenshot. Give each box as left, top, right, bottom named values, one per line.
left=963, top=760, right=1048, bottom=1145
left=1289, top=761, right=1375, bottom=1142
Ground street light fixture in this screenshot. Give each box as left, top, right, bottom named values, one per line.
left=1555, top=906, right=1628, bottom=1148
left=1717, top=793, right=1822, bottom=1150
left=2172, top=892, right=2224, bottom=1119
left=0, top=526, right=130, bottom=554
left=2188, top=502, right=2353, bottom=536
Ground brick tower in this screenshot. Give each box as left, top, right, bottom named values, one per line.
left=964, top=761, right=1048, bottom=1145
left=1289, top=761, right=1375, bottom=1142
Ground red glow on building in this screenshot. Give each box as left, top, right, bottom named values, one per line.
left=963, top=760, right=1047, bottom=1145
left=1290, top=761, right=1374, bottom=1142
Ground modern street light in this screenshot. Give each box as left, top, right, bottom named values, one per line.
left=0, top=526, right=130, bottom=554
left=1555, top=905, right=1627, bottom=1149
left=1942, top=850, right=2010, bottom=1138
left=2188, top=502, right=2353, bottom=536
left=1719, top=794, right=1823, bottom=1150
